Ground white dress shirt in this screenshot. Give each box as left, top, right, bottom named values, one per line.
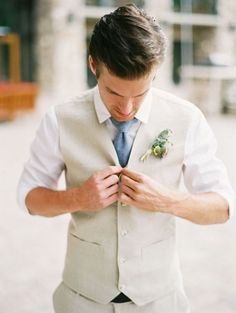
left=17, top=86, right=235, bottom=217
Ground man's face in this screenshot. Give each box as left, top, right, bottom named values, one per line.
left=95, top=65, right=156, bottom=122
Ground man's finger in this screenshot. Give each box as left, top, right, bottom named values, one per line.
left=103, top=174, right=120, bottom=188
left=104, top=184, right=119, bottom=198
left=121, top=175, right=137, bottom=191
left=121, top=168, right=143, bottom=183
left=104, top=193, right=119, bottom=207
left=121, top=185, right=136, bottom=199
left=119, top=192, right=134, bottom=206
left=96, top=166, right=122, bottom=180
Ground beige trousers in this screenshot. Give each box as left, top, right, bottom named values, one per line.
left=53, top=282, right=190, bottom=313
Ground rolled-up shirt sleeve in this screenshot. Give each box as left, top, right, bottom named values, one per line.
left=183, top=110, right=235, bottom=219
left=17, top=107, right=65, bottom=212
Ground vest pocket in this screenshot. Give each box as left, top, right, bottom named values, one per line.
left=65, top=232, right=105, bottom=276
left=70, top=231, right=102, bottom=246
left=63, top=232, right=106, bottom=296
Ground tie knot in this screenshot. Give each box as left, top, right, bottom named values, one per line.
left=110, top=117, right=137, bottom=133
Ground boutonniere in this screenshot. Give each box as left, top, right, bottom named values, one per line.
left=140, top=129, right=173, bottom=161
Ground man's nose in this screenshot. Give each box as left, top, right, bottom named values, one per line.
left=120, top=98, right=133, bottom=114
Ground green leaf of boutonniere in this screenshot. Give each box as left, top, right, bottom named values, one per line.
left=140, top=129, right=173, bottom=161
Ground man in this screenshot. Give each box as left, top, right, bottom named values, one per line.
left=17, top=4, right=234, bottom=313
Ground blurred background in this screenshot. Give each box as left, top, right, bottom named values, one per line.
left=0, top=1, right=236, bottom=312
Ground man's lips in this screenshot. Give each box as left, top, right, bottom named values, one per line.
left=115, top=110, right=133, bottom=117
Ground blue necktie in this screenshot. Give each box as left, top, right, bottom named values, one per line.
left=111, top=117, right=138, bottom=167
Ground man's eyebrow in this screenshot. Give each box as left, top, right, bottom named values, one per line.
left=105, top=87, right=149, bottom=97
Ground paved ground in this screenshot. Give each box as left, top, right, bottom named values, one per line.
left=0, top=95, right=235, bottom=313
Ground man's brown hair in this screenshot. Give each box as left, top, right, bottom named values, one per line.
left=89, top=4, right=167, bottom=79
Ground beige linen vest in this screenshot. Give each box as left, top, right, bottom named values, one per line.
left=55, top=88, right=196, bottom=306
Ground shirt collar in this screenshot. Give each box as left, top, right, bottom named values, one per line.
left=94, top=85, right=153, bottom=124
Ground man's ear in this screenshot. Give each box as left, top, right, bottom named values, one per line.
left=89, top=55, right=96, bottom=75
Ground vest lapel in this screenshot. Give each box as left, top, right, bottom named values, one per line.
left=127, top=123, right=152, bottom=168
left=127, top=103, right=175, bottom=170
left=97, top=121, right=120, bottom=166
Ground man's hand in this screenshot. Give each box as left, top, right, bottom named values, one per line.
left=71, top=165, right=122, bottom=212
left=26, top=165, right=122, bottom=217
left=119, top=168, right=183, bottom=212
left=119, top=168, right=229, bottom=225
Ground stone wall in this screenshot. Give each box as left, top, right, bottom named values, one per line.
left=36, top=0, right=87, bottom=100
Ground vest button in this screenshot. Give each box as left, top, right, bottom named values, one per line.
left=120, top=257, right=126, bottom=264
left=119, top=284, right=125, bottom=291
left=121, top=229, right=128, bottom=236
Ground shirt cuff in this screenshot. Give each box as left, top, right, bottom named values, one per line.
left=17, top=181, right=35, bottom=213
